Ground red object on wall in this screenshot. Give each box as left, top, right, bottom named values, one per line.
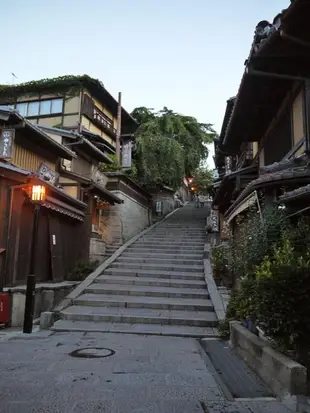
left=0, top=293, right=10, bottom=325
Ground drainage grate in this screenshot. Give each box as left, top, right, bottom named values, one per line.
left=200, top=339, right=273, bottom=399
left=69, top=347, right=115, bottom=359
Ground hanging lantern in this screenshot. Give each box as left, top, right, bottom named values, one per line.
left=29, top=185, right=46, bottom=202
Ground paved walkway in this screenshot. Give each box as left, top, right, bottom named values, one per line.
left=0, top=331, right=292, bottom=412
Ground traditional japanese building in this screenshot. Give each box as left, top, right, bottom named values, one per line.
left=213, top=0, right=310, bottom=232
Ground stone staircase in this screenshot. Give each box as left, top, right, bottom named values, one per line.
left=52, top=205, right=218, bottom=337
left=104, top=243, right=123, bottom=261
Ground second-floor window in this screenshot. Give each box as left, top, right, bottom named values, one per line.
left=3, top=98, right=64, bottom=117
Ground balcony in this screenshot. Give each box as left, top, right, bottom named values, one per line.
left=236, top=145, right=253, bottom=170
left=93, top=107, right=117, bottom=137
left=82, top=94, right=117, bottom=139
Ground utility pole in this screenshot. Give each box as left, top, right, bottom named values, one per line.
left=116, top=92, right=122, bottom=164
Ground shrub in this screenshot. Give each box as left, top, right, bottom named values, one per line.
left=67, top=260, right=99, bottom=281
left=226, top=277, right=257, bottom=322
left=211, top=246, right=231, bottom=287
left=231, top=206, right=286, bottom=281
left=253, top=237, right=310, bottom=360
left=218, top=319, right=230, bottom=338
left=223, top=206, right=310, bottom=364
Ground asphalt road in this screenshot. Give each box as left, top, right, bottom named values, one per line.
left=0, top=330, right=292, bottom=413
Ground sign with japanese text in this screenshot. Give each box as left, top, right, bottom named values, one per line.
left=0, top=129, right=15, bottom=159
left=36, top=163, right=59, bottom=186
left=122, top=140, right=132, bottom=169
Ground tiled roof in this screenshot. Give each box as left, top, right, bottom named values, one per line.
left=260, top=154, right=308, bottom=175
left=279, top=184, right=310, bottom=203
left=224, top=161, right=310, bottom=218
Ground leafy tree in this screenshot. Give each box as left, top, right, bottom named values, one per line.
left=192, top=167, right=213, bottom=193
left=131, top=106, right=216, bottom=189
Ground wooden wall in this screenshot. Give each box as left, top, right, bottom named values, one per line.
left=2, top=181, right=91, bottom=287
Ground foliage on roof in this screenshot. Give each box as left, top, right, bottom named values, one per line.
left=0, top=75, right=136, bottom=126
left=0, top=75, right=103, bottom=99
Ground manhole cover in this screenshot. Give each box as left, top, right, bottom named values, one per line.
left=69, top=347, right=115, bottom=359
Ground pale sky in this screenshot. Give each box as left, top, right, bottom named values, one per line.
left=0, top=0, right=289, bottom=167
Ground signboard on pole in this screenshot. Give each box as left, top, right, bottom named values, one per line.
left=122, top=140, right=132, bottom=169
left=0, top=129, right=15, bottom=160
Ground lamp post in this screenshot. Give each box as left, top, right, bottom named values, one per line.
left=23, top=185, right=46, bottom=334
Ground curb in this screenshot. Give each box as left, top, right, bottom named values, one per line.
left=51, top=208, right=180, bottom=316
left=203, top=243, right=225, bottom=322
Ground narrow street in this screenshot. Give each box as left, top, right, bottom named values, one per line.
left=0, top=205, right=291, bottom=413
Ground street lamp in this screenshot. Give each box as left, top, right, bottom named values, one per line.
left=23, top=184, right=46, bottom=334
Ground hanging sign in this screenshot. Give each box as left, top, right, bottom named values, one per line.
left=0, top=129, right=15, bottom=159
left=122, top=140, right=132, bottom=168
left=36, top=163, right=59, bottom=186
left=156, top=201, right=163, bottom=213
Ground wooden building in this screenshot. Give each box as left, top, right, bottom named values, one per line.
left=0, top=107, right=91, bottom=288
left=213, top=0, right=310, bottom=229
left=0, top=75, right=138, bottom=156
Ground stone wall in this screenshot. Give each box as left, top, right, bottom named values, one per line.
left=177, top=183, right=190, bottom=203
left=149, top=188, right=175, bottom=217
left=5, top=282, right=78, bottom=327
left=89, top=237, right=106, bottom=263
left=99, top=173, right=152, bottom=246
left=230, top=321, right=307, bottom=399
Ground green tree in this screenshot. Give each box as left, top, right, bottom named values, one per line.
left=192, top=167, right=213, bottom=193
left=131, top=106, right=216, bottom=189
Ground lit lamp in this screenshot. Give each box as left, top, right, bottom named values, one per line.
left=29, top=185, right=46, bottom=202
left=23, top=184, right=46, bottom=334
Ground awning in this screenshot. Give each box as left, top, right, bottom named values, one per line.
left=41, top=201, right=84, bottom=221
left=226, top=191, right=258, bottom=224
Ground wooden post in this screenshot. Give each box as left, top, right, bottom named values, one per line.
left=116, top=92, right=122, bottom=164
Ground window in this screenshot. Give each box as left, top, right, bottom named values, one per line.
left=40, top=100, right=51, bottom=115
left=51, top=98, right=63, bottom=114
left=2, top=98, right=64, bottom=118
left=28, top=101, right=40, bottom=117
left=16, top=102, right=28, bottom=116
left=0, top=104, right=14, bottom=110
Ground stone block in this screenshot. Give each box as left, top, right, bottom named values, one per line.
left=41, top=290, right=55, bottom=312
left=40, top=311, right=55, bottom=330
left=34, top=291, right=42, bottom=319
left=230, top=321, right=307, bottom=399
left=11, top=292, right=26, bottom=327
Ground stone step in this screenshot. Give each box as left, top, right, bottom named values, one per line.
left=103, top=267, right=205, bottom=280
left=109, top=262, right=204, bottom=273
left=52, top=319, right=219, bottom=338
left=75, top=293, right=214, bottom=311
left=145, top=229, right=205, bottom=233
left=127, top=245, right=204, bottom=253
left=86, top=283, right=209, bottom=299
left=60, top=305, right=218, bottom=327
left=140, top=235, right=206, bottom=240
left=135, top=240, right=205, bottom=246
left=115, top=256, right=202, bottom=266
left=96, top=275, right=207, bottom=289
left=120, top=251, right=202, bottom=260
left=133, top=244, right=205, bottom=251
